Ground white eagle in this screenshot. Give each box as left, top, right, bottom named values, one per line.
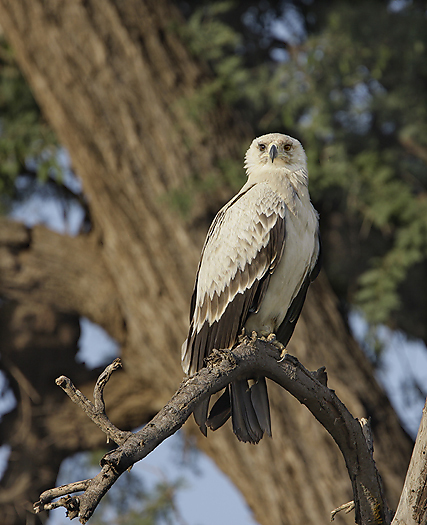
left=182, top=133, right=321, bottom=443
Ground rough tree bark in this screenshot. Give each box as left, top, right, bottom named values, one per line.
left=0, top=1, right=413, bottom=524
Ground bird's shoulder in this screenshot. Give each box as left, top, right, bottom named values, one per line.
left=205, top=182, right=286, bottom=242
left=196, top=183, right=286, bottom=307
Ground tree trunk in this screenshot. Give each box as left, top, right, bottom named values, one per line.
left=0, top=1, right=413, bottom=524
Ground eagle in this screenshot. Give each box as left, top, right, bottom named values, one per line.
left=182, top=133, right=321, bottom=444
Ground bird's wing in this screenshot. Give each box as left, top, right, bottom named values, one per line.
left=276, top=232, right=321, bottom=347
left=182, top=183, right=286, bottom=375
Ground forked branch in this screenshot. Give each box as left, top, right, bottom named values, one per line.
left=54, top=359, right=132, bottom=446
left=34, top=339, right=391, bottom=524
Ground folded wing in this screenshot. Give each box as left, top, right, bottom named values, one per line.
left=182, top=183, right=287, bottom=376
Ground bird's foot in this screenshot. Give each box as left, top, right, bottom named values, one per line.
left=262, top=332, right=285, bottom=352
left=269, top=337, right=286, bottom=353
left=255, top=330, right=275, bottom=341
left=251, top=331, right=286, bottom=352
left=237, top=327, right=249, bottom=344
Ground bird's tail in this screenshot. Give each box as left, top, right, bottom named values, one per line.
left=230, top=378, right=271, bottom=443
left=196, top=378, right=271, bottom=444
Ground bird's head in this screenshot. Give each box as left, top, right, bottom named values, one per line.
left=244, top=133, right=307, bottom=182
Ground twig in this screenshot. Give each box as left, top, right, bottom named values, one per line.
left=34, top=341, right=390, bottom=525
left=331, top=501, right=355, bottom=521
left=55, top=358, right=131, bottom=446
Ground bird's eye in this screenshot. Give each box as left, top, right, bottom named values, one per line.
left=258, top=143, right=266, bottom=151
left=284, top=144, right=292, bottom=151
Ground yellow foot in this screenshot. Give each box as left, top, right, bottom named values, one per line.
left=251, top=331, right=286, bottom=352
left=237, top=327, right=248, bottom=344
left=256, top=330, right=275, bottom=341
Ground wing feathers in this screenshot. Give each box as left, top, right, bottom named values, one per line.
left=276, top=233, right=321, bottom=347
left=207, top=388, right=231, bottom=431
left=182, top=184, right=287, bottom=376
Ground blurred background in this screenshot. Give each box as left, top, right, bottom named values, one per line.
left=0, top=0, right=426, bottom=524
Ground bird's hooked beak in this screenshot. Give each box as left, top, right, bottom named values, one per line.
left=269, top=144, right=278, bottom=163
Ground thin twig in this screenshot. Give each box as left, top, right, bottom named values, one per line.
left=331, top=501, right=355, bottom=521
left=36, top=480, right=90, bottom=511
left=93, top=358, right=122, bottom=412
left=55, top=358, right=131, bottom=446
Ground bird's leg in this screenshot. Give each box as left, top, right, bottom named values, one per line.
left=256, top=330, right=273, bottom=340
left=266, top=333, right=286, bottom=353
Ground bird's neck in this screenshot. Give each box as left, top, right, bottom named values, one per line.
left=244, top=165, right=309, bottom=197
left=241, top=165, right=310, bottom=217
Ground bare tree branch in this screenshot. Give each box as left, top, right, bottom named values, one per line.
left=55, top=359, right=132, bottom=447
left=392, top=399, right=427, bottom=525
left=34, top=339, right=391, bottom=525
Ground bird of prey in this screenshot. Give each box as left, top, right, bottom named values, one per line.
left=182, top=133, right=321, bottom=444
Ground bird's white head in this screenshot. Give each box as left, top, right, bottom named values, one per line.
left=244, top=133, right=308, bottom=185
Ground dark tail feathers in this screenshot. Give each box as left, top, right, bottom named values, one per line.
left=194, top=378, right=271, bottom=444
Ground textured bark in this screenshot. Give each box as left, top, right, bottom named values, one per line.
left=0, top=1, right=413, bottom=524
left=392, top=399, right=427, bottom=524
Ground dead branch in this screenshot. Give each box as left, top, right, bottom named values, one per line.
left=54, top=359, right=132, bottom=446
left=34, top=339, right=391, bottom=525
left=392, top=398, right=427, bottom=525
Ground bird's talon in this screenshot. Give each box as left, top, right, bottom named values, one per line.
left=278, top=347, right=288, bottom=362
left=273, top=340, right=285, bottom=351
